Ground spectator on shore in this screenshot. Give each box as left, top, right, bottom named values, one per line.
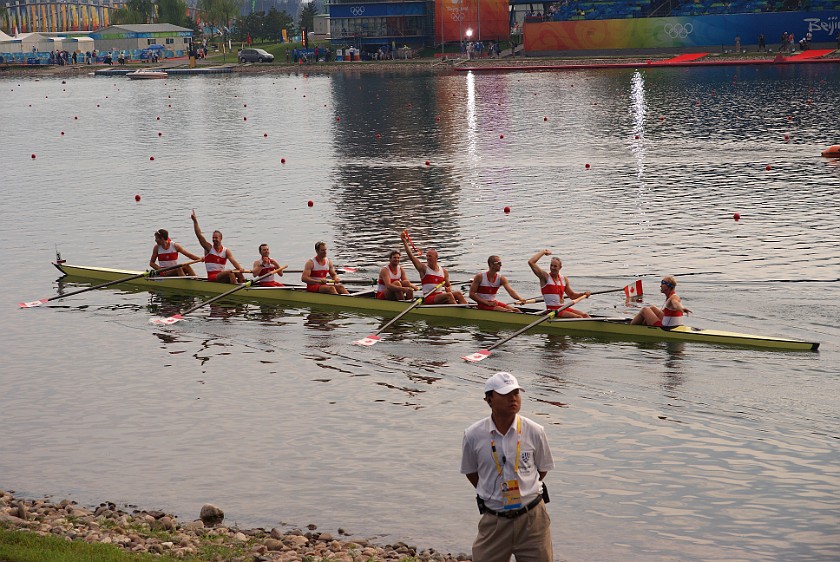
left=758, top=33, right=766, bottom=51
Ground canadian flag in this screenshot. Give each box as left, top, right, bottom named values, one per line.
left=623, top=279, right=643, bottom=298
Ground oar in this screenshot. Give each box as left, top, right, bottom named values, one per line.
left=150, top=266, right=286, bottom=325
left=461, top=295, right=587, bottom=362
left=353, top=281, right=446, bottom=346
left=19, top=258, right=203, bottom=308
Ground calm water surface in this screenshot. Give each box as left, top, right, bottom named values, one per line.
left=1, top=64, right=839, bottom=561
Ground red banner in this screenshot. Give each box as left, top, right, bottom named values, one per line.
left=435, top=0, right=509, bottom=44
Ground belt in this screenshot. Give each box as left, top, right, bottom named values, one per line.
left=483, top=495, right=543, bottom=519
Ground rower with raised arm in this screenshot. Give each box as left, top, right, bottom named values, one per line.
left=631, top=276, right=691, bottom=327
left=376, top=250, right=416, bottom=300
left=150, top=228, right=202, bottom=277
left=251, top=244, right=284, bottom=287
left=469, top=255, right=525, bottom=312
left=400, top=231, right=467, bottom=305
left=301, top=241, right=349, bottom=295
left=191, top=210, right=246, bottom=284
left=527, top=249, right=591, bottom=318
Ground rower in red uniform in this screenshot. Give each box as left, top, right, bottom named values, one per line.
left=191, top=209, right=245, bottom=284
left=400, top=231, right=466, bottom=305
left=631, top=276, right=691, bottom=327
left=376, top=250, right=416, bottom=300
left=149, top=229, right=201, bottom=277
left=251, top=244, right=284, bottom=287
left=527, top=249, right=590, bottom=318
left=301, top=241, right=349, bottom=295
left=469, top=255, right=525, bottom=312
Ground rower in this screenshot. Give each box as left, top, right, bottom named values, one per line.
left=190, top=210, right=246, bottom=284
left=527, top=249, right=590, bottom=318
left=301, top=241, right=349, bottom=295
left=251, top=244, right=284, bottom=287
left=631, top=276, right=691, bottom=327
left=468, top=255, right=525, bottom=312
left=400, top=231, right=466, bottom=305
left=150, top=229, right=201, bottom=277
left=376, top=250, right=416, bottom=300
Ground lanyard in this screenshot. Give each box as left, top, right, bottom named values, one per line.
left=490, top=415, right=521, bottom=476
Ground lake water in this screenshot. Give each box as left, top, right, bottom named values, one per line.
left=1, top=63, right=839, bottom=561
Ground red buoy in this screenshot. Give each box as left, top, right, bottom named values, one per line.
left=150, top=156, right=155, bottom=161
left=634, top=135, right=640, bottom=140
left=156, top=116, right=160, bottom=120
left=733, top=212, right=740, bottom=221
left=504, top=206, right=511, bottom=214
left=264, top=133, right=268, bottom=138
left=281, top=158, right=286, bottom=164
left=376, top=133, right=381, bottom=139
left=585, top=163, right=590, bottom=169
left=336, top=117, right=341, bottom=122
left=74, top=116, right=78, bottom=120
left=765, top=165, right=772, bottom=171
left=307, top=200, right=314, bottom=207
left=500, top=134, right=504, bottom=139
left=135, top=194, right=141, bottom=202
left=158, top=132, right=163, bottom=137
left=544, top=116, right=548, bottom=121
left=60, top=131, right=64, bottom=136
left=31, top=154, right=36, bottom=159
left=784, top=134, right=790, bottom=141
left=243, top=116, right=247, bottom=121
left=425, top=160, right=430, bottom=166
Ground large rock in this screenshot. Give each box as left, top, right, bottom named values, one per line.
left=199, top=504, right=224, bottom=526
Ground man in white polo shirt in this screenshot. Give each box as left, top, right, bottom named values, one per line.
left=461, top=372, right=554, bottom=561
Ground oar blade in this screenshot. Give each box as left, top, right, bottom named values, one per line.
left=340, top=266, right=358, bottom=273
left=19, top=298, right=49, bottom=308
left=150, top=314, right=184, bottom=326
left=353, top=334, right=381, bottom=346
left=462, top=349, right=491, bottom=363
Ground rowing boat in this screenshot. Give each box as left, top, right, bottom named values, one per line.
left=51, top=263, right=819, bottom=352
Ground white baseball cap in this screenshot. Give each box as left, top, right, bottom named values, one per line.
left=484, top=372, right=522, bottom=395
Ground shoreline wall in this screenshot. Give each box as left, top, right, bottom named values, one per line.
left=524, top=11, right=840, bottom=52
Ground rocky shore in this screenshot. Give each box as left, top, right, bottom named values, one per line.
left=3, top=47, right=837, bottom=79
left=0, top=490, right=466, bottom=561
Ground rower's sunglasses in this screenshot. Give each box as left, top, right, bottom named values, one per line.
left=661, top=281, right=675, bottom=288
left=493, top=261, right=502, bottom=265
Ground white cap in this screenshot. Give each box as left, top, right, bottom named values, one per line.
left=484, top=372, right=522, bottom=395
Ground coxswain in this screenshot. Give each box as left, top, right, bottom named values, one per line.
left=469, top=255, right=525, bottom=312
left=251, top=244, right=284, bottom=287
left=301, top=241, right=349, bottom=294
left=190, top=210, right=245, bottom=284
left=376, top=250, right=416, bottom=300
left=527, top=249, right=590, bottom=318
left=149, top=229, right=201, bottom=276
left=400, top=231, right=466, bottom=304
left=631, top=276, right=691, bottom=327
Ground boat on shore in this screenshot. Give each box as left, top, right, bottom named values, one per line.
left=51, top=263, right=819, bottom=352
left=126, top=69, right=168, bottom=80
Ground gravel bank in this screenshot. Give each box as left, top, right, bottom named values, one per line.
left=0, top=490, right=467, bottom=561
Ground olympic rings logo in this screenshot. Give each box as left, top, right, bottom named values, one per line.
left=664, top=23, right=693, bottom=38
left=350, top=6, right=365, bottom=16
left=447, top=7, right=464, bottom=21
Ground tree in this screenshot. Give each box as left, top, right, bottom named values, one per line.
left=112, top=0, right=156, bottom=24
left=158, top=0, right=188, bottom=27
left=298, top=1, right=317, bottom=35
left=264, top=7, right=293, bottom=42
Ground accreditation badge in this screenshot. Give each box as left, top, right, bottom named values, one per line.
left=501, top=479, right=522, bottom=510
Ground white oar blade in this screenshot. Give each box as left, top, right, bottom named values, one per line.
left=353, top=334, right=381, bottom=346
left=19, top=299, right=48, bottom=308
left=462, top=350, right=491, bottom=363
left=150, top=314, right=184, bottom=326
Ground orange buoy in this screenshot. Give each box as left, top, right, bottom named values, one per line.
left=821, top=145, right=840, bottom=158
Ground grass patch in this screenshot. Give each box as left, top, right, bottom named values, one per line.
left=0, top=524, right=178, bottom=562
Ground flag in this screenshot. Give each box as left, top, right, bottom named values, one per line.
left=246, top=33, right=251, bottom=45
left=623, top=279, right=643, bottom=298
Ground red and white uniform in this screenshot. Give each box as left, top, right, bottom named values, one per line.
left=204, top=246, right=228, bottom=281
left=377, top=265, right=404, bottom=299
left=421, top=266, right=445, bottom=304
left=256, top=259, right=283, bottom=287
left=661, top=304, right=684, bottom=327
left=541, top=274, right=566, bottom=310
left=476, top=272, right=501, bottom=310
left=156, top=240, right=179, bottom=268
left=306, top=256, right=331, bottom=293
